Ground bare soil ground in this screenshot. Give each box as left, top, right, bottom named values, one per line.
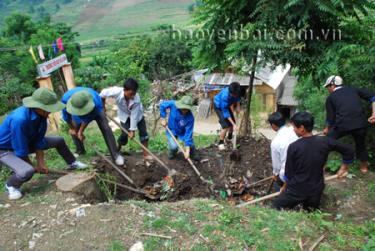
left=94, top=136, right=273, bottom=202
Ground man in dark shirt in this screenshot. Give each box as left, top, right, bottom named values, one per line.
left=273, top=112, right=355, bottom=211
left=323, top=75, right=375, bottom=175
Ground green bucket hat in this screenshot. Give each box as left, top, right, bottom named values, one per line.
left=66, top=90, right=95, bottom=116
left=23, top=87, right=65, bottom=113
left=175, top=96, right=194, bottom=111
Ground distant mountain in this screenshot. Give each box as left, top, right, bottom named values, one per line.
left=0, top=0, right=193, bottom=41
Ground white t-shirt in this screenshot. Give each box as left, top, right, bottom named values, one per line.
left=100, top=86, right=144, bottom=131
left=270, top=125, right=299, bottom=181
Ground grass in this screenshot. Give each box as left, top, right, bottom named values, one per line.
left=122, top=199, right=374, bottom=250
left=108, top=240, right=125, bottom=251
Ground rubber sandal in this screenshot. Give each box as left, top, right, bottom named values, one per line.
left=337, top=167, right=349, bottom=178
left=360, top=166, right=368, bottom=174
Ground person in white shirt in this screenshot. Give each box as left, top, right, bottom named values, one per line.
left=100, top=78, right=152, bottom=162
left=268, top=111, right=299, bottom=189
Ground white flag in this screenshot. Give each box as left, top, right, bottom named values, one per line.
left=37, top=44, right=45, bottom=61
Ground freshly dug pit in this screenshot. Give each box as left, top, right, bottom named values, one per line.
left=94, top=136, right=273, bottom=202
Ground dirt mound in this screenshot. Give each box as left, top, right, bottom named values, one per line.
left=94, top=136, right=273, bottom=202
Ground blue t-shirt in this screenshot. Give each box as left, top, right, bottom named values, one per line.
left=160, top=100, right=194, bottom=147
left=61, top=87, right=103, bottom=124
left=0, top=106, right=47, bottom=157
left=213, top=87, right=240, bottom=118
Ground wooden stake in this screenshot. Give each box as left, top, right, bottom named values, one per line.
left=94, top=149, right=135, bottom=185
left=140, top=233, right=172, bottom=239
left=106, top=114, right=175, bottom=175
left=237, top=174, right=344, bottom=208
left=308, top=234, right=325, bottom=251
left=248, top=176, right=273, bottom=187
left=97, top=177, right=147, bottom=195
left=236, top=192, right=281, bottom=208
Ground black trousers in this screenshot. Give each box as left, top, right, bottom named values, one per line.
left=272, top=189, right=322, bottom=212
left=118, top=117, right=149, bottom=147
left=327, top=127, right=368, bottom=162
left=214, top=107, right=235, bottom=129
left=71, top=112, right=119, bottom=161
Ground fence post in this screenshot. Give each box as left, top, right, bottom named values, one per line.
left=36, top=75, right=60, bottom=131
left=62, top=63, right=76, bottom=90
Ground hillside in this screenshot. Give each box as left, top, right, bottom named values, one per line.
left=0, top=0, right=193, bottom=42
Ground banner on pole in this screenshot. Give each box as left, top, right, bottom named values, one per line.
left=37, top=54, right=68, bottom=77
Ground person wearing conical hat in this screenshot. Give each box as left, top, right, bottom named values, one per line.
left=61, top=87, right=125, bottom=166
left=160, top=96, right=200, bottom=161
left=0, top=87, right=87, bottom=200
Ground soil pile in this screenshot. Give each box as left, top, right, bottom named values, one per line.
left=95, top=136, right=274, bottom=202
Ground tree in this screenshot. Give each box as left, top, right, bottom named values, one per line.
left=294, top=12, right=375, bottom=124
left=0, top=13, right=81, bottom=114
left=3, top=13, right=36, bottom=43
left=193, top=0, right=374, bottom=135
left=145, top=33, right=192, bottom=80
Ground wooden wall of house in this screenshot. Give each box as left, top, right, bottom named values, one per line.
left=255, top=84, right=276, bottom=111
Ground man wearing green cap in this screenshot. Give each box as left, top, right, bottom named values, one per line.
left=160, top=96, right=199, bottom=160
left=61, top=87, right=124, bottom=165
left=0, top=87, right=87, bottom=200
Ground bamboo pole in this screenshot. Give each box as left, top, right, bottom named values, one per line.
left=237, top=174, right=344, bottom=208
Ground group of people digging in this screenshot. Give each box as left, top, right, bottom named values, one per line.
left=0, top=76, right=373, bottom=214
left=0, top=78, right=199, bottom=200
left=267, top=76, right=375, bottom=211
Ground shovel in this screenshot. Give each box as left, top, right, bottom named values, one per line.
left=94, top=149, right=158, bottom=200
left=165, top=126, right=212, bottom=185
left=106, top=114, right=177, bottom=177
left=230, top=114, right=241, bottom=162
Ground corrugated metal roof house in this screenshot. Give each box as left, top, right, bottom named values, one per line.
left=199, top=64, right=298, bottom=114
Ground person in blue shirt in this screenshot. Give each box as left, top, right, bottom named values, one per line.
left=61, top=87, right=124, bottom=166
left=0, top=88, right=87, bottom=200
left=213, top=82, right=241, bottom=150
left=160, top=96, right=199, bottom=161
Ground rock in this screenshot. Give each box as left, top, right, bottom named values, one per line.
left=68, top=204, right=91, bottom=216
left=49, top=204, right=57, bottom=210
left=335, top=214, right=343, bottom=220
left=129, top=241, right=144, bottom=251
left=29, top=240, right=36, bottom=249
left=32, top=233, right=43, bottom=240
left=0, top=203, right=11, bottom=209
left=75, top=207, right=86, bottom=218
left=65, top=197, right=75, bottom=202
